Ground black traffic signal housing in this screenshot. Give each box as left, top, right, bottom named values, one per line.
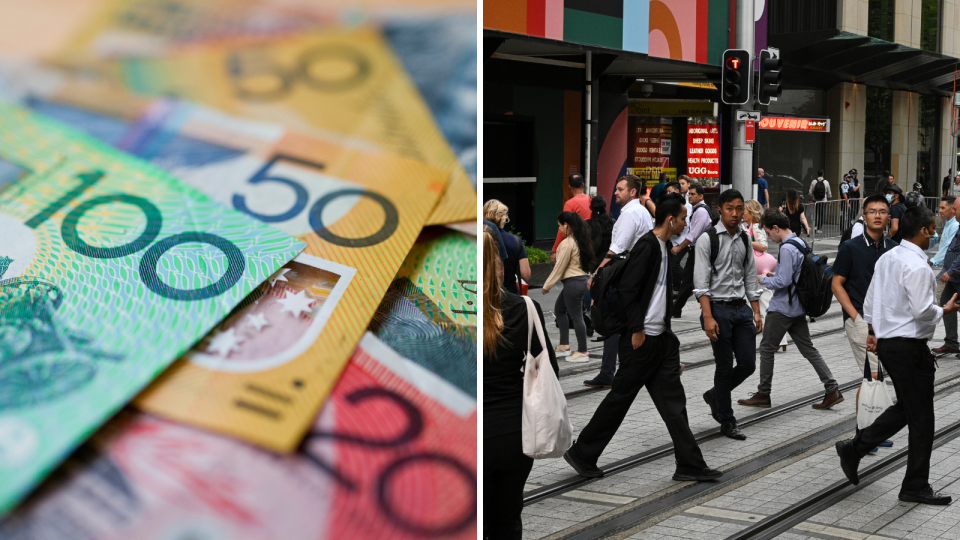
left=721, top=49, right=751, bottom=105
left=757, top=49, right=782, bottom=105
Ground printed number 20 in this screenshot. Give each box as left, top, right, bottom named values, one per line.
left=231, top=154, right=399, bottom=248
left=26, top=170, right=244, bottom=301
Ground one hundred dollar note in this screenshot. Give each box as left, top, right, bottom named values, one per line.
left=4, top=90, right=450, bottom=451
left=0, top=333, right=477, bottom=539
left=0, top=103, right=306, bottom=514
left=371, top=229, right=477, bottom=398
left=55, top=26, right=476, bottom=225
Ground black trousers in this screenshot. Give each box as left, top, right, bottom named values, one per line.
left=674, top=252, right=696, bottom=315
left=484, top=431, right=534, bottom=540
left=704, top=303, right=757, bottom=423
left=670, top=243, right=689, bottom=293
left=854, top=338, right=935, bottom=493
left=571, top=331, right=708, bottom=474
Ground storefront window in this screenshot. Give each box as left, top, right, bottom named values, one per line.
left=864, top=87, right=892, bottom=192
left=756, top=89, right=827, bottom=205
left=626, top=102, right=719, bottom=191
left=868, top=0, right=895, bottom=42
left=764, top=89, right=824, bottom=117
left=921, top=0, right=940, bottom=52
left=917, top=94, right=940, bottom=193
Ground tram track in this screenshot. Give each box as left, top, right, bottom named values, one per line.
left=542, top=371, right=960, bottom=540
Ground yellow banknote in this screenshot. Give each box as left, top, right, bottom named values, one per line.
left=56, top=27, right=475, bottom=225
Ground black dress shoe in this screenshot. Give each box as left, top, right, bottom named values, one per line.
left=721, top=421, right=746, bottom=440
left=835, top=440, right=861, bottom=486
left=583, top=379, right=612, bottom=388
left=703, top=390, right=720, bottom=423
left=899, top=487, right=952, bottom=505
left=673, top=468, right=723, bottom=481
left=563, top=448, right=604, bottom=478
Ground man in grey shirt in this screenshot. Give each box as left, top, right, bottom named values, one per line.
left=739, top=209, right=842, bottom=410
left=696, top=190, right=762, bottom=441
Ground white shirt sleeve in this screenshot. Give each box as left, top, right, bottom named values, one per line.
left=906, top=266, right=944, bottom=326
left=608, top=212, right=638, bottom=254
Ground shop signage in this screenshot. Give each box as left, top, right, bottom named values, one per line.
left=628, top=167, right=677, bottom=187
left=758, top=116, right=830, bottom=132
left=686, top=124, right=720, bottom=177
left=628, top=101, right=715, bottom=116
left=632, top=124, right=672, bottom=169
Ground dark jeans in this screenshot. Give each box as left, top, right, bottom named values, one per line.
left=670, top=243, right=689, bottom=293
left=674, top=251, right=696, bottom=315
left=484, top=431, right=534, bottom=540
left=592, top=334, right=620, bottom=384
left=940, top=281, right=960, bottom=349
left=814, top=202, right=825, bottom=230
left=555, top=276, right=589, bottom=352
left=854, top=338, right=935, bottom=493
left=703, top=303, right=757, bottom=423
left=571, top=332, right=708, bottom=474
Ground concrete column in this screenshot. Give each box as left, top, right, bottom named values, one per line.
left=890, top=90, right=920, bottom=189
left=942, top=96, right=957, bottom=187
left=895, top=0, right=922, bottom=48
left=825, top=82, right=866, bottom=192
left=944, top=0, right=960, bottom=56
left=838, top=0, right=870, bottom=35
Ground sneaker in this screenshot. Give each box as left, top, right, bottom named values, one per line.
left=566, top=351, right=590, bottom=362
left=554, top=345, right=571, bottom=357
left=879, top=440, right=894, bottom=448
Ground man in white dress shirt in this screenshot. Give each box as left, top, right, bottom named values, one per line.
left=836, top=205, right=960, bottom=505
left=584, top=175, right=655, bottom=388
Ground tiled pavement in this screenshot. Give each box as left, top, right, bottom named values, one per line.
left=519, top=244, right=960, bottom=540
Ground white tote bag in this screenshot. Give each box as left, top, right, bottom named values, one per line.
left=857, top=353, right=894, bottom=431
left=521, top=296, right=574, bottom=459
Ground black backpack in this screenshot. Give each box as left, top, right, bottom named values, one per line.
left=904, top=191, right=922, bottom=208
left=813, top=178, right=826, bottom=200
left=705, top=227, right=751, bottom=276
left=780, top=239, right=834, bottom=317
left=693, top=202, right=720, bottom=227
left=840, top=217, right=864, bottom=244
left=589, top=251, right=631, bottom=337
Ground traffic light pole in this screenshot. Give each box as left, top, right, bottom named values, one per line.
left=730, top=0, right=755, bottom=198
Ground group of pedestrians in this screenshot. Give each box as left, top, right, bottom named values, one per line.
left=483, top=171, right=960, bottom=540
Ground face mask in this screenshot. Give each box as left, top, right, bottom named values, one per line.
left=885, top=194, right=894, bottom=203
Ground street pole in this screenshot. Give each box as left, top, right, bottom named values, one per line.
left=584, top=51, right=592, bottom=195
left=731, top=0, right=755, bottom=197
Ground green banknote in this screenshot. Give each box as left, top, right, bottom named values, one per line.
left=0, top=102, right=305, bottom=514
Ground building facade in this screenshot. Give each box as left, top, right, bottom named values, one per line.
left=484, top=0, right=960, bottom=243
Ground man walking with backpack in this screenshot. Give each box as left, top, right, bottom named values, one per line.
left=671, top=183, right=715, bottom=318
left=738, top=209, right=842, bottom=409
left=584, top=175, right=654, bottom=388
left=809, top=169, right=831, bottom=233
left=565, top=195, right=723, bottom=482
left=837, top=206, right=960, bottom=505
left=697, top=190, right=762, bottom=440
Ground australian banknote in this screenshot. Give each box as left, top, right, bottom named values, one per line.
left=0, top=333, right=477, bottom=539
left=0, top=102, right=305, bottom=514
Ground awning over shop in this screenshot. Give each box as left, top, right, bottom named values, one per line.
left=770, top=29, right=960, bottom=96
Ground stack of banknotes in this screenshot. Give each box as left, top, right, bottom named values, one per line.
left=0, top=1, right=477, bottom=538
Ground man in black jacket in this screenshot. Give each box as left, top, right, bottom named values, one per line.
left=564, top=194, right=722, bottom=481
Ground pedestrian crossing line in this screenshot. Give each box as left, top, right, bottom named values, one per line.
left=525, top=483, right=637, bottom=507
left=684, top=506, right=899, bottom=540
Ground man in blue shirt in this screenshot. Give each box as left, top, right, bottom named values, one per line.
left=931, top=196, right=957, bottom=269
left=757, top=167, right=769, bottom=208
left=738, top=209, right=841, bottom=409
left=935, top=197, right=960, bottom=353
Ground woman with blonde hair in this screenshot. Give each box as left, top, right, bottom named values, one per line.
left=743, top=200, right=789, bottom=352
left=483, top=231, right=558, bottom=540
left=483, top=199, right=531, bottom=295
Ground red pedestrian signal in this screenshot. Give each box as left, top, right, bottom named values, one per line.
left=721, top=49, right=751, bottom=105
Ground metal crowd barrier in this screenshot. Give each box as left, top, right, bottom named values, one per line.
left=800, top=197, right=946, bottom=251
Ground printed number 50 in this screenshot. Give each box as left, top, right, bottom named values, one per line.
left=232, top=154, right=399, bottom=248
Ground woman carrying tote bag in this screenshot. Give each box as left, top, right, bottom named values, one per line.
left=483, top=231, right=560, bottom=540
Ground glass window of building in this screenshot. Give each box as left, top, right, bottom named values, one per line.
left=868, top=0, right=895, bottom=42
left=864, top=87, right=892, bottom=193
left=756, top=89, right=827, bottom=206
left=921, top=0, right=941, bottom=51
left=917, top=94, right=940, bottom=193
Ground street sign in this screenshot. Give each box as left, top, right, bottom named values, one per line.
left=745, top=120, right=755, bottom=144
left=736, top=110, right=761, bottom=121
